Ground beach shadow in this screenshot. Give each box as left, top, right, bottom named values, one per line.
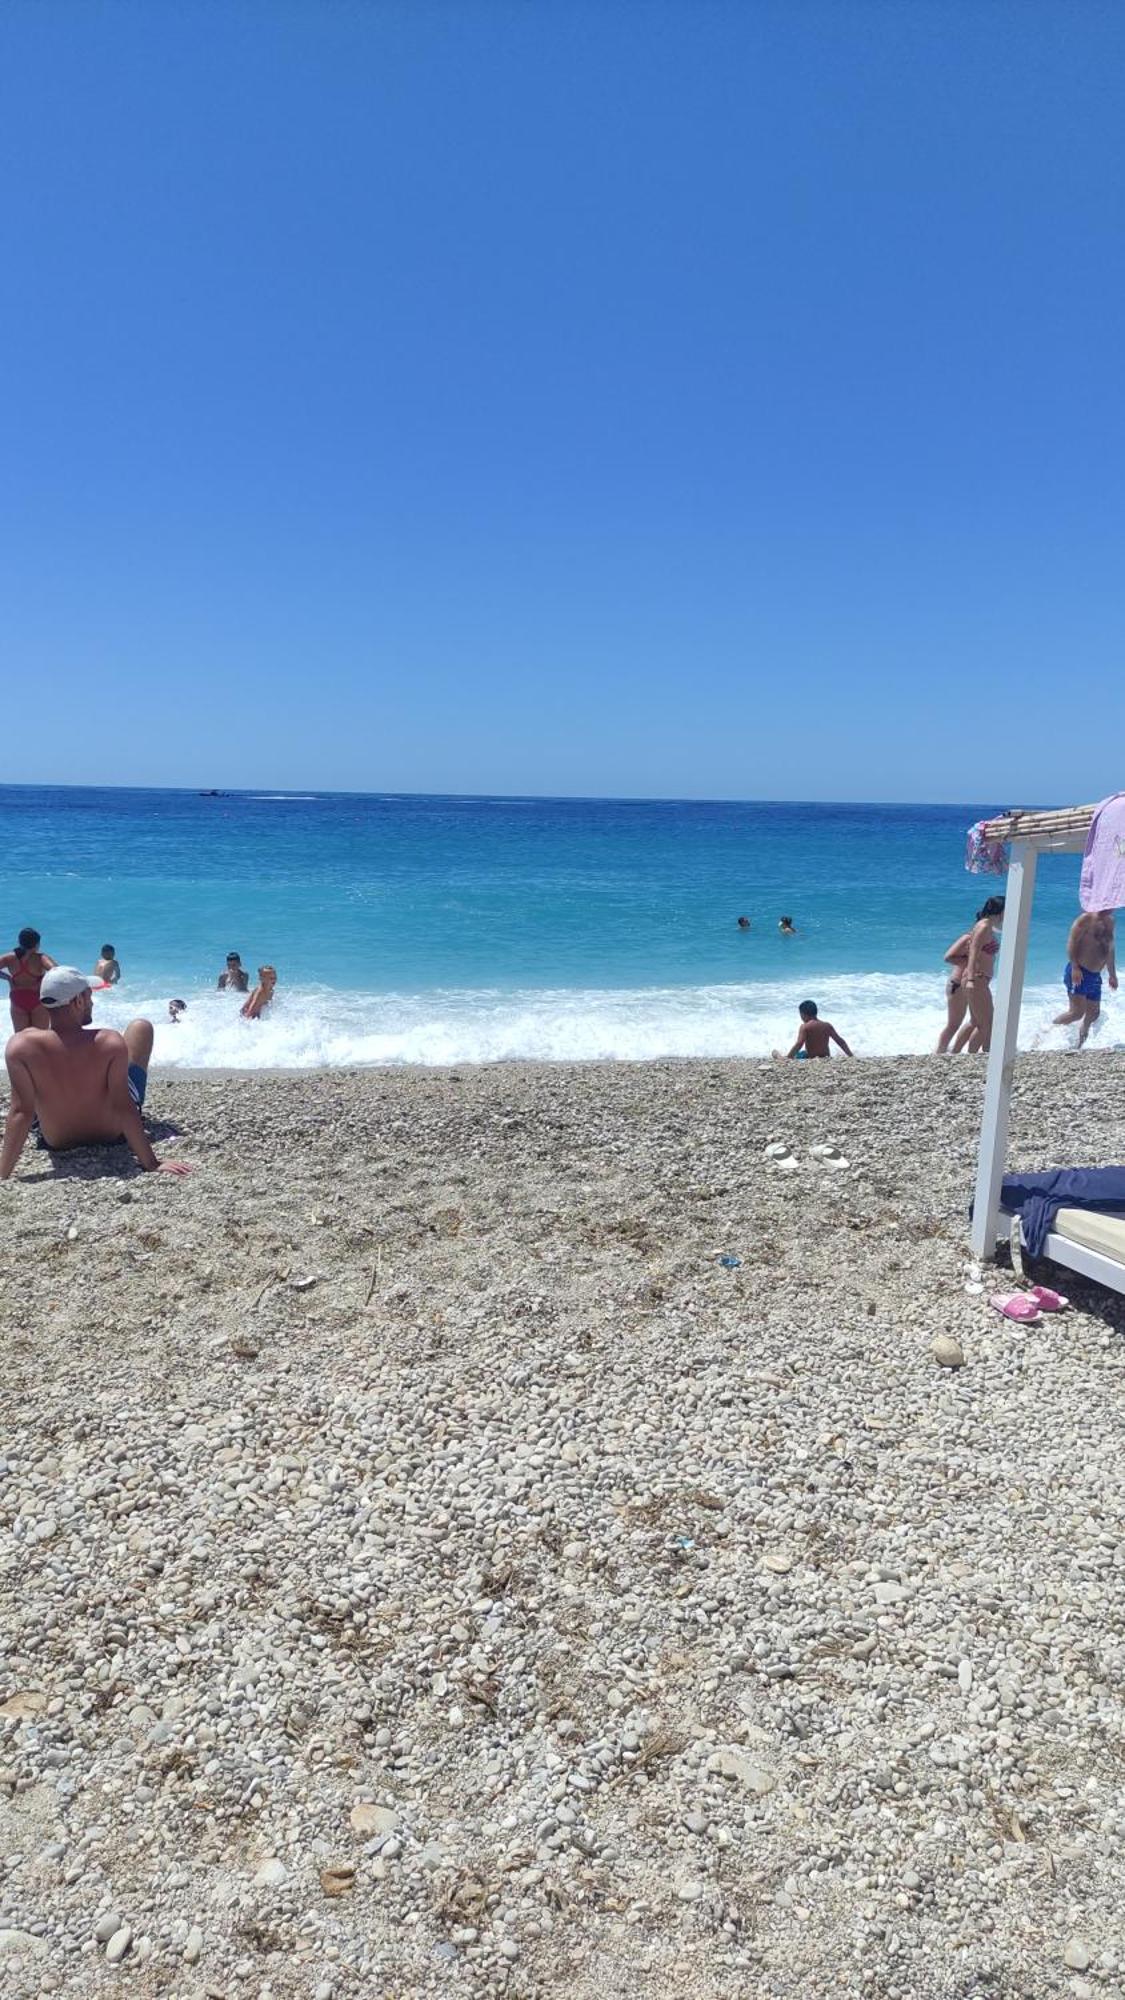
left=19, top=1117, right=187, bottom=1182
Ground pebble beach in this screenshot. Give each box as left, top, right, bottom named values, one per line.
left=3, top=1050, right=1125, bottom=1998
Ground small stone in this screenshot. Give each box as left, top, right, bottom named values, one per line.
left=183, top=1926, right=203, bottom=1964
left=707, top=1749, right=776, bottom=1794
left=762, top=1551, right=793, bottom=1574
left=675, top=1878, right=704, bottom=1902
left=320, top=1865, right=355, bottom=1898
left=1064, top=1941, right=1093, bottom=1973
left=94, top=1913, right=123, bottom=1945
left=105, top=1926, right=133, bottom=1964
left=253, top=1858, right=288, bottom=1887
left=958, top=1659, right=973, bottom=1694
left=350, top=1803, right=399, bottom=1837
left=0, top=1690, right=47, bottom=1720
left=932, top=1335, right=964, bottom=1369
left=0, top=1931, right=48, bottom=1959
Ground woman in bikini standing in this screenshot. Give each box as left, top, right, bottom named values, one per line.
left=937, top=919, right=978, bottom=1052
left=956, top=895, right=1005, bottom=1054
left=0, top=927, right=57, bottom=1031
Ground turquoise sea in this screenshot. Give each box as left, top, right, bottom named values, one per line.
left=0, top=787, right=1092, bottom=1068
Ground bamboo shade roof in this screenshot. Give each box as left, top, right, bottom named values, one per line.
left=980, top=803, right=1097, bottom=847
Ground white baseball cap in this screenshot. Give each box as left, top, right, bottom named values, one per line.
left=39, top=966, right=97, bottom=1008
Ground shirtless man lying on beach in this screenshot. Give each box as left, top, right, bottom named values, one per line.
left=1054, top=910, right=1117, bottom=1047
left=0, top=967, right=191, bottom=1179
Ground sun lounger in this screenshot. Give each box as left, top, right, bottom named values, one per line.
left=1003, top=1204, right=1125, bottom=1294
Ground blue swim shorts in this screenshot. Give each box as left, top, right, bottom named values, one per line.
left=128, top=1062, right=148, bottom=1108
left=1064, top=962, right=1102, bottom=1004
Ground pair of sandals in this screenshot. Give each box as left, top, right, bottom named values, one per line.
left=989, top=1285, right=1068, bottom=1322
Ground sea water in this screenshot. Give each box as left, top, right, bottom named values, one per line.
left=0, top=787, right=1097, bottom=1069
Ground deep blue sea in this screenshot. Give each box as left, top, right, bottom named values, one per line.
left=0, top=787, right=1092, bottom=1068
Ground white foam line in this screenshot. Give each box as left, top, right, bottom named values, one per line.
left=89, top=974, right=1119, bottom=1072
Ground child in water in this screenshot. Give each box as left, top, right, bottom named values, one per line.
left=94, top=944, right=121, bottom=985
left=241, top=965, right=277, bottom=1021
left=774, top=1000, right=854, bottom=1061
left=168, top=999, right=186, bottom=1024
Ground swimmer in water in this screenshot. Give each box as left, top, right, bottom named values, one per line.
left=737, top=916, right=751, bottom=931
left=241, top=965, right=277, bottom=1021
left=218, top=951, right=250, bottom=993
left=94, top=944, right=121, bottom=986
left=168, top=999, right=186, bottom=1024
left=778, top=916, right=796, bottom=936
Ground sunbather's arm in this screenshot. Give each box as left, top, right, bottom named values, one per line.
left=828, top=1027, right=854, bottom=1056
left=0, top=1044, right=35, bottom=1180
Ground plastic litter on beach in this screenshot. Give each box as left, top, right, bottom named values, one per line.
left=718, top=1254, right=742, bottom=1269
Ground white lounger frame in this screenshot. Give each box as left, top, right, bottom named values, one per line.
left=969, top=801, right=1125, bottom=1293
left=1003, top=1210, right=1125, bottom=1296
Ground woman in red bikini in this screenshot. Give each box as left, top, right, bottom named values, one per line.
left=0, top=927, right=58, bottom=1031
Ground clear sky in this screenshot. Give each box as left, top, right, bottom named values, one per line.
left=3, top=1, right=1124, bottom=802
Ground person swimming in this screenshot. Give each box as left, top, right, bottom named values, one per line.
left=241, top=966, right=277, bottom=1021
left=0, top=928, right=57, bottom=1032
left=218, top=952, right=250, bottom=993
left=168, top=999, right=186, bottom=1024
left=94, top=944, right=121, bottom=986
left=778, top=916, right=796, bottom=936
left=737, top=916, right=751, bottom=931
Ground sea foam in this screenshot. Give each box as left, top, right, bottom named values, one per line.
left=92, top=974, right=1118, bottom=1071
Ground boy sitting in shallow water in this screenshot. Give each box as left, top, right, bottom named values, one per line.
left=774, top=999, right=854, bottom=1061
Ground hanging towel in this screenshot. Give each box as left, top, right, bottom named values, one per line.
left=1080, top=792, right=1125, bottom=911
left=989, top=1166, right=1125, bottom=1259
left=965, top=819, right=1010, bottom=875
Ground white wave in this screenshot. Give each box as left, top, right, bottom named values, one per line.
left=89, top=973, right=1124, bottom=1072
left=249, top=794, right=317, bottom=802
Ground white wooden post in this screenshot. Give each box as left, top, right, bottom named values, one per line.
left=970, top=840, right=1037, bottom=1258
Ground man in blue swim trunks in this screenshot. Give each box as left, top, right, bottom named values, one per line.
left=0, top=967, right=191, bottom=1179
left=1054, top=910, right=1117, bottom=1047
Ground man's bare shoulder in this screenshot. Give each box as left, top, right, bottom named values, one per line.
left=6, top=1026, right=49, bottom=1062
left=88, top=1026, right=129, bottom=1054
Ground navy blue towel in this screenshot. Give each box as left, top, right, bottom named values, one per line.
left=996, top=1167, right=1125, bottom=1258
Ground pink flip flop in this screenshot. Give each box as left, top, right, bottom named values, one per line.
left=989, top=1292, right=1041, bottom=1322
left=1028, top=1284, right=1069, bottom=1312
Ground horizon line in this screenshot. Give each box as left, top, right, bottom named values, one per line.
left=0, top=781, right=1026, bottom=813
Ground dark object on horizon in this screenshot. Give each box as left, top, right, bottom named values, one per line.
left=198, top=789, right=226, bottom=797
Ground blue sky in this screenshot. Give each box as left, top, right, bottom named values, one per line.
left=3, top=1, right=1124, bottom=802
